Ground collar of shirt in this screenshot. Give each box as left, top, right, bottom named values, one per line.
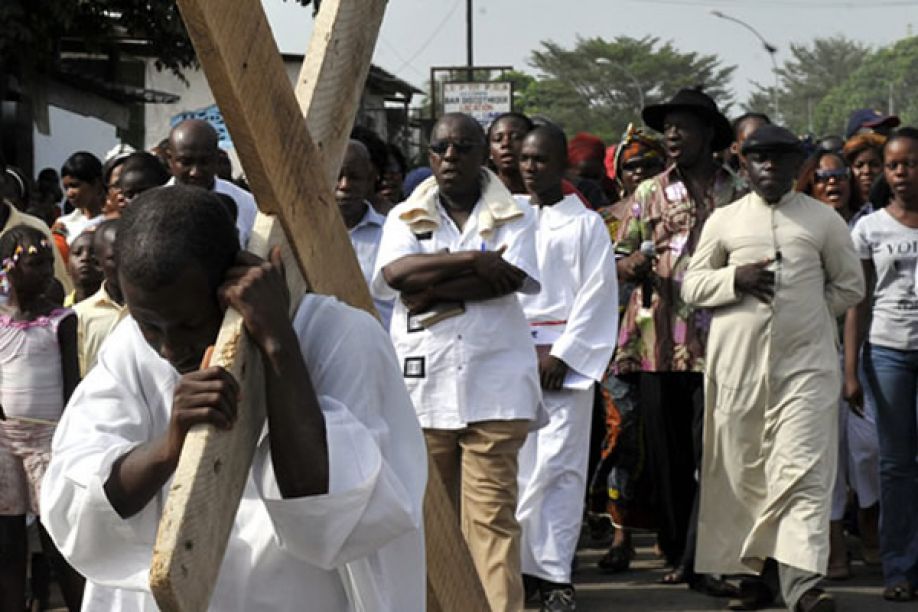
left=666, top=163, right=743, bottom=209
left=89, top=283, right=125, bottom=311
left=353, top=203, right=385, bottom=230
left=749, top=189, right=800, bottom=209
left=536, top=193, right=587, bottom=230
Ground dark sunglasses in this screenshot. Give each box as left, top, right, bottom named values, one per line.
left=814, top=168, right=849, bottom=183
left=430, top=140, right=481, bottom=156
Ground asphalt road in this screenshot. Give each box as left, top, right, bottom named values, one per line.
left=541, top=532, right=901, bottom=612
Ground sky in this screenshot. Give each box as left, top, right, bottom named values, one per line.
left=264, top=0, right=918, bottom=108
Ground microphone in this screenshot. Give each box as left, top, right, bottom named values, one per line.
left=640, top=240, right=655, bottom=309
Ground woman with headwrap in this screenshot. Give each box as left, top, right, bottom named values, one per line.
left=589, top=125, right=666, bottom=573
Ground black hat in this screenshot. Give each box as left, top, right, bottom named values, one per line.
left=642, top=88, right=734, bottom=151
left=740, top=125, right=803, bottom=155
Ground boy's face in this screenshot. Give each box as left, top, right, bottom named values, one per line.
left=68, top=232, right=102, bottom=289
left=117, top=169, right=161, bottom=206
left=121, top=263, right=223, bottom=374
left=94, top=231, right=119, bottom=292
left=519, top=132, right=565, bottom=199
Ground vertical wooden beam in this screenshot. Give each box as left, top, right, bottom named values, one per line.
left=151, top=1, right=488, bottom=610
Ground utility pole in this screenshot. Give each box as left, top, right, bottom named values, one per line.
left=466, top=0, right=473, bottom=80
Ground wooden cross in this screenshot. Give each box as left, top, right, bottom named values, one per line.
left=149, top=1, right=488, bottom=610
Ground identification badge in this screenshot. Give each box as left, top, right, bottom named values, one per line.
left=404, top=357, right=426, bottom=378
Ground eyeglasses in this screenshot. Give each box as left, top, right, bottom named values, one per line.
left=814, top=168, right=849, bottom=183
left=430, top=140, right=481, bottom=156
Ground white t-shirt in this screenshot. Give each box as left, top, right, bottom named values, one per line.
left=851, top=208, right=918, bottom=350
left=57, top=208, right=105, bottom=245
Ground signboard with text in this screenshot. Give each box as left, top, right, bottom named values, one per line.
left=442, top=81, right=512, bottom=126
left=171, top=103, right=233, bottom=149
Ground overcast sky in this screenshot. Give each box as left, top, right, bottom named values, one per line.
left=265, top=0, right=918, bottom=109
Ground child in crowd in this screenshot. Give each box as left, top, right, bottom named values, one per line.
left=65, top=230, right=102, bottom=306
left=0, top=225, right=84, bottom=611
left=73, top=220, right=126, bottom=376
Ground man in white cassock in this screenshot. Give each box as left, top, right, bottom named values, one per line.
left=514, top=125, right=619, bottom=612
left=682, top=125, right=864, bottom=612
left=40, top=185, right=427, bottom=612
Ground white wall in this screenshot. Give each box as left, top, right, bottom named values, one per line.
left=32, top=106, right=118, bottom=175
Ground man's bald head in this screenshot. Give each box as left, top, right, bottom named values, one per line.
left=169, top=119, right=219, bottom=150
left=168, top=119, right=220, bottom=189
left=430, top=112, right=486, bottom=145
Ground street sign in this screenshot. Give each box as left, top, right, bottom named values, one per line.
left=442, top=81, right=512, bottom=126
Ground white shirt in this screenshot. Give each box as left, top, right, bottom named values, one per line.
left=57, top=208, right=105, bottom=244
left=372, top=194, right=542, bottom=429
left=167, top=177, right=258, bottom=247
left=516, top=193, right=620, bottom=382
left=41, top=295, right=427, bottom=611
left=349, top=204, right=393, bottom=329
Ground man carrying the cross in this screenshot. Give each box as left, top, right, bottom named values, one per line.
left=41, top=185, right=427, bottom=611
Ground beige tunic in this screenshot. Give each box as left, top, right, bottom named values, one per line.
left=682, top=191, right=864, bottom=575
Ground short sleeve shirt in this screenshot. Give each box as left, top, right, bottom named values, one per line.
left=850, top=208, right=918, bottom=350
left=372, top=196, right=542, bottom=429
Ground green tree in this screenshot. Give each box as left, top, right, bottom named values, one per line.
left=745, top=36, right=871, bottom=134
left=815, top=36, right=918, bottom=137
left=521, top=36, right=736, bottom=143
left=0, top=0, right=319, bottom=81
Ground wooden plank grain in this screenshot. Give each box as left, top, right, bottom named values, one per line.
left=174, top=0, right=373, bottom=312
left=152, top=0, right=489, bottom=610
left=294, top=0, right=387, bottom=188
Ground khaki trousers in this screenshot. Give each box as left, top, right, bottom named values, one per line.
left=425, top=420, right=530, bottom=612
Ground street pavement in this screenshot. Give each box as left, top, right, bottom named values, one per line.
left=535, top=532, right=901, bottom=612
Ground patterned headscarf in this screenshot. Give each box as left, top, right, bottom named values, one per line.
left=613, top=123, right=665, bottom=185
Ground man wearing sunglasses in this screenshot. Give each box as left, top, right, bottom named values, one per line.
left=683, top=125, right=864, bottom=612
left=372, top=112, right=541, bottom=612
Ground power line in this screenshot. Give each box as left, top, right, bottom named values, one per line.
left=393, top=0, right=463, bottom=75
left=377, top=36, right=426, bottom=80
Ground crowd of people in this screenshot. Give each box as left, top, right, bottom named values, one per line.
left=0, top=85, right=916, bottom=612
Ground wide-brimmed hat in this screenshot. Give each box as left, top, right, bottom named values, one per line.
left=642, top=88, right=734, bottom=151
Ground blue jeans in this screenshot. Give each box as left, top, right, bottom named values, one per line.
left=864, top=344, right=918, bottom=587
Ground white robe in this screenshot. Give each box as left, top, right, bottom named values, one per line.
left=516, top=194, right=619, bottom=583
left=682, top=191, right=864, bottom=575
left=41, top=294, right=427, bottom=611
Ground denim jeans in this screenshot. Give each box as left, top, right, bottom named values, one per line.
left=864, top=343, right=918, bottom=587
